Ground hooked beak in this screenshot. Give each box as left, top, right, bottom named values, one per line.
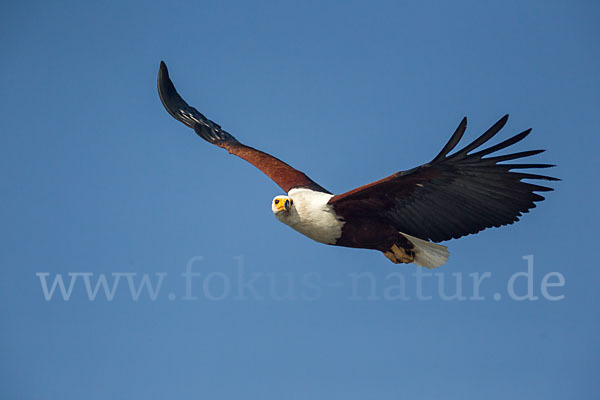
left=275, top=199, right=291, bottom=212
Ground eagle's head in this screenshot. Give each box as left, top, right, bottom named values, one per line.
left=272, top=195, right=294, bottom=216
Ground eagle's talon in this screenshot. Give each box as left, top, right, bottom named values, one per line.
left=391, top=244, right=415, bottom=264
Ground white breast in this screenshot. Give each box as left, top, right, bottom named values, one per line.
left=275, top=188, right=344, bottom=244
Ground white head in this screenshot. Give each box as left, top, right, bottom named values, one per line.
left=270, top=188, right=343, bottom=245
left=271, top=195, right=295, bottom=221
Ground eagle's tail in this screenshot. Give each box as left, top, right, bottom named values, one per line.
left=402, top=232, right=449, bottom=269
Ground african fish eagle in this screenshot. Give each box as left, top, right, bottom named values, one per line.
left=157, top=61, right=557, bottom=268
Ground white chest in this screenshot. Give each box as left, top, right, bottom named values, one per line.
left=275, top=188, right=344, bottom=244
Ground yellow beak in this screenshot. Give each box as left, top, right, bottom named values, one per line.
left=275, top=199, right=290, bottom=212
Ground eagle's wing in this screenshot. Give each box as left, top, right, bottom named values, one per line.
left=328, top=115, right=558, bottom=242
left=157, top=62, right=329, bottom=194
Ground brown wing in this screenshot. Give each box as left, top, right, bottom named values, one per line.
left=157, top=62, right=329, bottom=194
left=329, top=115, right=558, bottom=242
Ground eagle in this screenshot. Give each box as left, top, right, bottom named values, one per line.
left=157, top=61, right=557, bottom=268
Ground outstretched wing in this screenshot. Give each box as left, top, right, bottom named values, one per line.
left=157, top=61, right=329, bottom=194
left=329, top=115, right=558, bottom=242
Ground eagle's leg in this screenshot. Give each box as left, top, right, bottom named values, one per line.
left=391, top=244, right=415, bottom=264
left=381, top=245, right=415, bottom=264
left=383, top=250, right=400, bottom=263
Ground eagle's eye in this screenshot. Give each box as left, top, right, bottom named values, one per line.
left=274, top=199, right=279, bottom=205
left=285, top=200, right=290, bottom=208
left=289, top=199, right=293, bottom=206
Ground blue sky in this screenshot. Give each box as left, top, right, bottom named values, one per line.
left=1, top=0, right=598, bottom=399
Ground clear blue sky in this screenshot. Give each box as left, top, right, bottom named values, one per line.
left=1, top=1, right=598, bottom=399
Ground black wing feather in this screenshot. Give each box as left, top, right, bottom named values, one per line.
left=330, top=115, right=558, bottom=242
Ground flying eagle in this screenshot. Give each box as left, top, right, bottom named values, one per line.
left=157, top=62, right=557, bottom=268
